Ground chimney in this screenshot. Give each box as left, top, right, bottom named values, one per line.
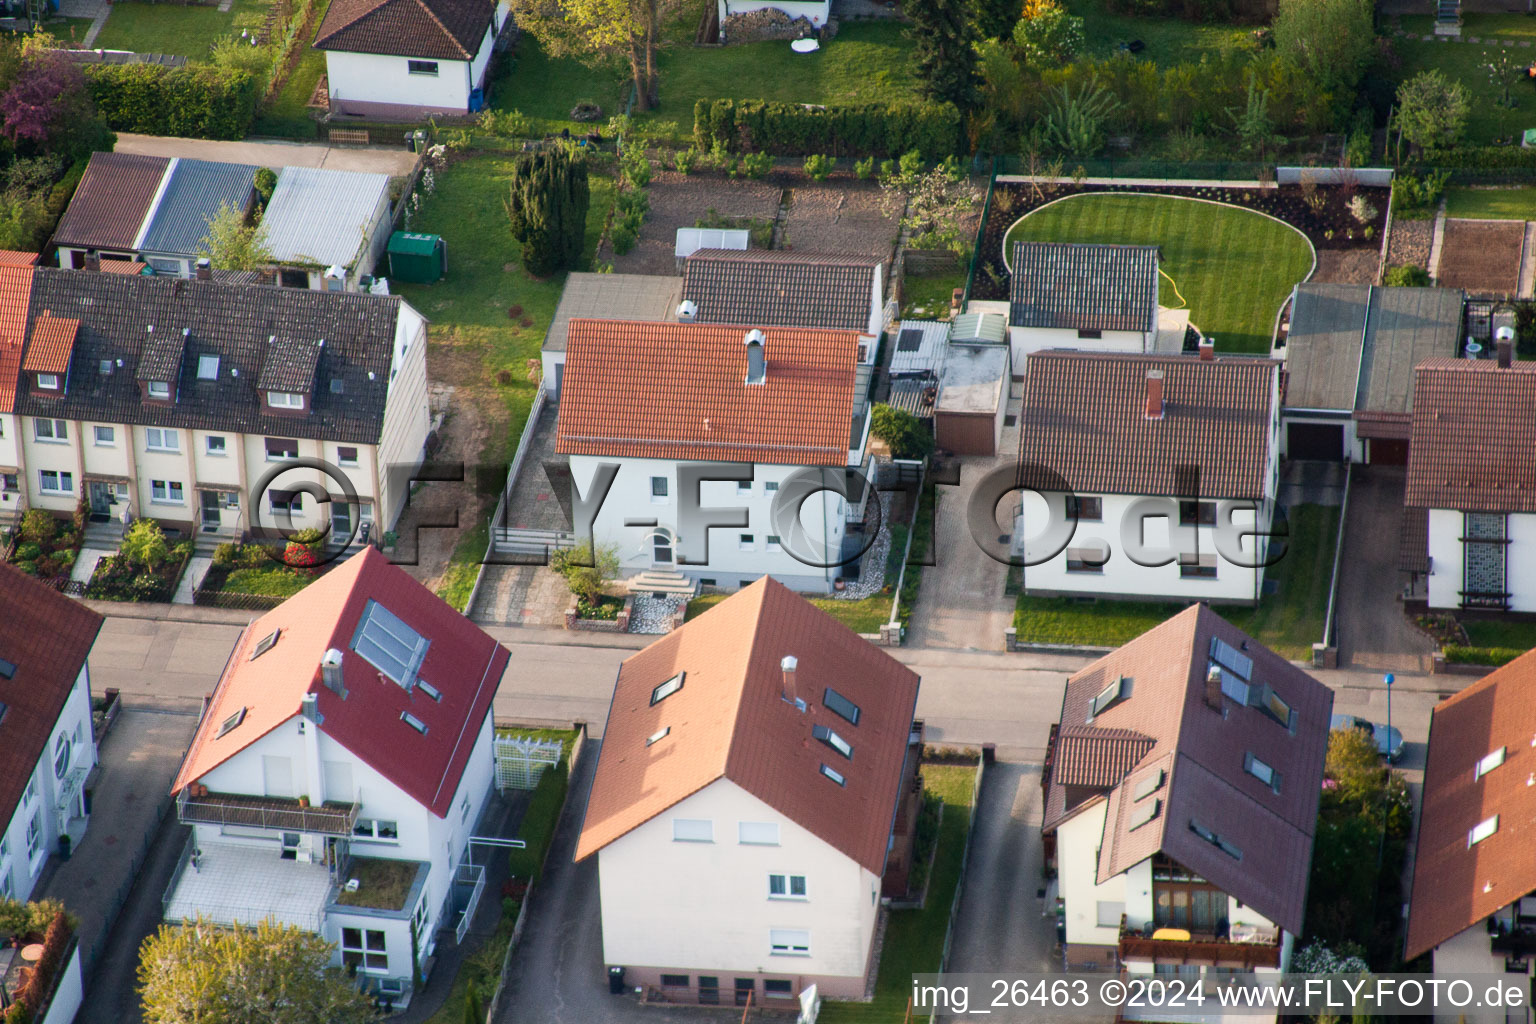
left=780, top=655, right=800, bottom=708
left=1144, top=369, right=1165, bottom=419
left=301, top=691, right=322, bottom=723
left=1198, top=337, right=1215, bottom=361
left=320, top=648, right=347, bottom=699
left=676, top=300, right=698, bottom=323
left=84, top=250, right=100, bottom=273
left=195, top=257, right=212, bottom=281
left=1205, top=664, right=1224, bottom=710
left=1496, top=326, right=1514, bottom=369
left=745, top=329, right=766, bottom=385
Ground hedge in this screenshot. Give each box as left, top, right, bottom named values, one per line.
left=693, top=97, right=960, bottom=160
left=1444, top=645, right=1524, bottom=667
left=83, top=64, right=260, bottom=141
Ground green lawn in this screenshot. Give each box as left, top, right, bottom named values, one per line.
left=687, top=590, right=892, bottom=633
left=1013, top=504, right=1340, bottom=660
left=1071, top=0, right=1252, bottom=65
left=334, top=858, right=418, bottom=910
left=93, top=0, right=269, bottom=58
left=435, top=518, right=488, bottom=611
left=219, top=565, right=313, bottom=597
left=1443, top=186, right=1536, bottom=220
left=1461, top=618, right=1536, bottom=651
left=902, top=266, right=966, bottom=319
left=1393, top=23, right=1536, bottom=146
left=493, top=726, right=579, bottom=760
left=818, top=763, right=975, bottom=1024
left=1004, top=193, right=1313, bottom=353
left=251, top=0, right=330, bottom=139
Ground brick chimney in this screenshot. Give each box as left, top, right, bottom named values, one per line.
left=195, top=257, right=212, bottom=282
left=1198, top=337, right=1215, bottom=361
left=1205, top=664, right=1224, bottom=710
left=83, top=250, right=100, bottom=272
left=1496, top=326, right=1514, bottom=369
left=780, top=655, right=799, bottom=707
left=1145, top=369, right=1165, bottom=419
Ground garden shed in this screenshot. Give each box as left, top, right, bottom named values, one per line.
left=935, top=344, right=1010, bottom=456
left=387, top=232, right=447, bottom=284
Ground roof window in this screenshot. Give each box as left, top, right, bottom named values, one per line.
left=417, top=680, right=442, bottom=702
left=1475, top=747, right=1506, bottom=780
left=1244, top=752, right=1281, bottom=793
left=1132, top=768, right=1164, bottom=802
left=352, top=600, right=430, bottom=689
left=647, top=726, right=670, bottom=746
left=651, top=672, right=684, bottom=706
left=1209, top=636, right=1253, bottom=680
left=820, top=764, right=846, bottom=787
left=250, top=629, right=280, bottom=660
left=1255, top=685, right=1294, bottom=730
left=215, top=707, right=247, bottom=739
left=1088, top=676, right=1128, bottom=721
left=0, top=657, right=15, bottom=680
left=197, top=355, right=220, bottom=380
left=813, top=724, right=852, bottom=760
left=1128, top=797, right=1160, bottom=831
left=1469, top=815, right=1499, bottom=847
left=401, top=711, right=428, bottom=735
left=1190, top=820, right=1243, bottom=861
left=823, top=687, right=861, bottom=726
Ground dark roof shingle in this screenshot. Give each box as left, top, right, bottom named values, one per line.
left=257, top=336, right=323, bottom=393
left=682, top=249, right=882, bottom=332
left=313, top=0, right=495, bottom=60
left=1009, top=242, right=1159, bottom=333
left=136, top=328, right=187, bottom=383
left=1406, top=359, right=1536, bottom=513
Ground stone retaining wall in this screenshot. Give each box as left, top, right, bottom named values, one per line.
left=564, top=595, right=634, bottom=632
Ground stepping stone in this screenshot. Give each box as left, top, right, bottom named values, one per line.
left=1522, top=40, right=1532, bottom=45
left=1506, top=39, right=1518, bottom=45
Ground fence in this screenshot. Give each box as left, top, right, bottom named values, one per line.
left=929, top=754, right=988, bottom=1024
left=961, top=157, right=997, bottom=310
left=494, top=734, right=564, bottom=790
left=991, top=156, right=1274, bottom=180
left=82, top=789, right=176, bottom=977
left=1320, top=462, right=1354, bottom=656
left=885, top=459, right=929, bottom=633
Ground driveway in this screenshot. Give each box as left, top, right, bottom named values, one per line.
left=113, top=133, right=420, bottom=176
left=1335, top=465, right=1435, bottom=673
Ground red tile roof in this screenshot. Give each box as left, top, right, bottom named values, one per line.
left=555, top=319, right=861, bottom=466
left=1042, top=605, right=1333, bottom=936
left=1406, top=359, right=1536, bottom=513
left=21, top=315, right=80, bottom=375
left=1405, top=649, right=1536, bottom=958
left=1053, top=728, right=1155, bottom=787
left=576, top=577, right=921, bottom=874
left=171, top=548, right=509, bottom=817
left=0, top=251, right=38, bottom=267
left=51, top=152, right=169, bottom=251
left=0, top=261, right=34, bottom=413
left=0, top=565, right=104, bottom=826
left=314, top=0, right=495, bottom=60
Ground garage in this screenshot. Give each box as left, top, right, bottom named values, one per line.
left=1287, top=422, right=1345, bottom=462
left=934, top=345, right=1010, bottom=456
left=1367, top=438, right=1410, bottom=466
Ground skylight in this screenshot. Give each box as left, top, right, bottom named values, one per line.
left=250, top=630, right=280, bottom=660
left=215, top=707, right=247, bottom=739
left=1211, top=661, right=1250, bottom=705
left=1190, top=820, right=1243, bottom=861
left=813, top=724, right=852, bottom=760
left=0, top=657, right=15, bottom=680
left=1088, top=676, right=1127, bottom=720
left=401, top=711, right=428, bottom=735
left=1209, top=636, right=1253, bottom=680
left=823, top=687, right=861, bottom=726
left=1129, top=797, right=1160, bottom=831
left=1469, top=815, right=1499, bottom=847
left=820, top=764, right=846, bottom=786
left=417, top=680, right=442, bottom=702
left=647, top=726, right=670, bottom=746
left=650, top=672, right=684, bottom=706
left=197, top=355, right=220, bottom=380
left=1476, top=748, right=1506, bottom=780
left=352, top=600, right=429, bottom=689
left=1255, top=685, right=1293, bottom=729
left=1132, top=768, right=1164, bottom=802
left=1244, top=752, right=1281, bottom=792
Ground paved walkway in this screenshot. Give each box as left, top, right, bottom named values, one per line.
left=113, top=133, right=420, bottom=175
left=1335, top=465, right=1436, bottom=673
left=72, top=548, right=112, bottom=587
left=171, top=556, right=212, bottom=604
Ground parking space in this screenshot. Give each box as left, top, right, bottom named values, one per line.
left=1335, top=466, right=1436, bottom=673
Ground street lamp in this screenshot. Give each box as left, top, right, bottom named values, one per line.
left=1384, top=673, right=1395, bottom=763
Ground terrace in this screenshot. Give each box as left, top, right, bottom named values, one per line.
left=177, top=790, right=360, bottom=837
left=1118, top=917, right=1282, bottom=970
left=162, top=840, right=332, bottom=932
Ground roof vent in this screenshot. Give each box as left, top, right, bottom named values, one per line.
left=676, top=300, right=698, bottom=323
left=320, top=648, right=347, bottom=699
left=745, top=330, right=766, bottom=385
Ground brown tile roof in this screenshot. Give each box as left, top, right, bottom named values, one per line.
left=1399, top=505, right=1429, bottom=574
left=22, top=314, right=80, bottom=375
left=50, top=152, right=170, bottom=251
left=1053, top=728, right=1155, bottom=787
left=681, top=249, right=882, bottom=332
left=1018, top=352, right=1279, bottom=501
left=313, top=0, right=495, bottom=60
left=0, top=262, right=34, bottom=413
left=575, top=577, right=921, bottom=874
left=100, top=261, right=148, bottom=276
left=0, top=251, right=38, bottom=267
left=1009, top=242, right=1159, bottom=333
left=1042, top=605, right=1333, bottom=936
left=1405, top=649, right=1536, bottom=958
left=1406, top=359, right=1536, bottom=513
left=0, top=564, right=104, bottom=827
left=555, top=319, right=861, bottom=466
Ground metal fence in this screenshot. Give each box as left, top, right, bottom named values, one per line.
left=930, top=755, right=989, bottom=1024
left=494, top=735, right=564, bottom=791
left=991, top=156, right=1274, bottom=180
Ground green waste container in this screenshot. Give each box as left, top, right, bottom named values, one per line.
left=386, top=231, right=447, bottom=284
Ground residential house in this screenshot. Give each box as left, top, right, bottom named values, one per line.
left=164, top=547, right=510, bottom=1009
left=259, top=167, right=394, bottom=292
left=540, top=272, right=683, bottom=397
left=1280, top=283, right=1462, bottom=463
left=1015, top=350, right=1282, bottom=604
left=555, top=318, right=873, bottom=593
left=1043, top=605, right=1331, bottom=985
left=0, top=252, right=37, bottom=529
left=1007, top=242, right=1160, bottom=368
left=575, top=577, right=923, bottom=1004
left=313, top=0, right=509, bottom=118
left=6, top=266, right=429, bottom=547
left=1404, top=646, right=1536, bottom=1015
left=0, top=563, right=104, bottom=905
left=1403, top=353, right=1536, bottom=612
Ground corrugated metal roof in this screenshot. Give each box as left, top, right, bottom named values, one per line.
left=949, top=310, right=1007, bottom=345
left=139, top=158, right=260, bottom=257
left=262, top=167, right=391, bottom=269
left=889, top=319, right=949, bottom=376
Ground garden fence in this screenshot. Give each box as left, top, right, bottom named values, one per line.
left=990, top=156, right=1273, bottom=181
left=494, top=735, right=564, bottom=791
left=929, top=755, right=988, bottom=1024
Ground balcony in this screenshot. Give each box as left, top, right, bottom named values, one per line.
left=163, top=838, right=330, bottom=932
left=177, top=790, right=360, bottom=837
left=1118, top=918, right=1282, bottom=970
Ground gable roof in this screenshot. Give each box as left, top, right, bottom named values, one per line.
left=261, top=167, right=392, bottom=270
left=1405, top=648, right=1536, bottom=958
left=172, top=548, right=509, bottom=817
left=1018, top=351, right=1279, bottom=500
left=313, top=0, right=494, bottom=60
left=681, top=249, right=882, bottom=332
left=1406, top=359, right=1536, bottom=514
left=22, top=315, right=79, bottom=375
left=51, top=152, right=171, bottom=251
left=1043, top=605, right=1333, bottom=936
left=0, top=260, right=34, bottom=413
left=139, top=158, right=260, bottom=257
left=258, top=336, right=323, bottom=392
left=11, top=268, right=404, bottom=445
left=555, top=318, right=862, bottom=466
left=542, top=272, right=682, bottom=354
left=1009, top=242, right=1159, bottom=333
left=576, top=577, right=921, bottom=873
left=0, top=564, right=104, bottom=826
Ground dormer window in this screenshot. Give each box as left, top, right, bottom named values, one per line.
left=268, top=391, right=305, bottom=410
left=36, top=373, right=59, bottom=390
left=147, top=381, right=170, bottom=399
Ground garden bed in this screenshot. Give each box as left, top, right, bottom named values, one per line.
left=86, top=544, right=192, bottom=602
left=4, top=507, right=85, bottom=581
left=193, top=541, right=323, bottom=608
left=564, top=594, right=633, bottom=632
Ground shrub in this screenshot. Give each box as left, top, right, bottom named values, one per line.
left=1383, top=263, right=1429, bottom=287
left=1392, top=169, right=1448, bottom=217
left=119, top=518, right=168, bottom=569
left=550, top=541, right=619, bottom=604
left=14, top=542, right=40, bottom=562
left=503, top=148, right=590, bottom=277
left=83, top=64, right=259, bottom=140
left=212, top=542, right=240, bottom=567
left=1347, top=194, right=1376, bottom=223
left=672, top=147, right=697, bottom=175
left=288, top=527, right=325, bottom=548
left=1394, top=70, right=1469, bottom=155
left=692, top=97, right=961, bottom=160
left=477, top=107, right=532, bottom=137
left=871, top=403, right=935, bottom=460
left=741, top=152, right=773, bottom=179
left=854, top=155, right=875, bottom=179
left=18, top=509, right=55, bottom=545
left=253, top=167, right=277, bottom=204
left=804, top=153, right=834, bottom=180
left=1444, top=644, right=1523, bottom=666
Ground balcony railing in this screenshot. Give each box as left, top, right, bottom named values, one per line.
left=177, top=790, right=360, bottom=836
left=1118, top=917, right=1282, bottom=970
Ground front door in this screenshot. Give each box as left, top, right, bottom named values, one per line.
left=330, top=501, right=352, bottom=545
left=201, top=490, right=222, bottom=532
left=652, top=529, right=674, bottom=567
left=88, top=481, right=112, bottom=519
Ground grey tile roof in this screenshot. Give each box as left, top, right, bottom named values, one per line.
left=262, top=167, right=392, bottom=269
left=1282, top=284, right=1368, bottom=411
left=1357, top=287, right=1464, bottom=414
left=681, top=249, right=881, bottom=332
left=13, top=269, right=403, bottom=445
left=1008, top=242, right=1158, bottom=333
left=543, top=273, right=682, bottom=354
left=258, top=336, right=323, bottom=392
left=139, top=158, right=260, bottom=257
left=136, top=329, right=187, bottom=382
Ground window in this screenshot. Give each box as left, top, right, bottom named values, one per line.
left=197, top=355, right=220, bottom=380
left=769, top=929, right=810, bottom=956
left=766, top=535, right=782, bottom=552
left=1089, top=677, right=1127, bottom=719
left=1180, top=554, right=1218, bottom=580
left=0, top=833, right=9, bottom=863
left=461, top=793, right=470, bottom=822
left=417, top=680, right=442, bottom=702
left=765, top=481, right=778, bottom=493
left=651, top=671, right=684, bottom=705
left=673, top=818, right=713, bottom=842
left=53, top=732, right=71, bottom=779
left=93, top=425, right=114, bottom=446
left=352, top=599, right=430, bottom=688
left=1469, top=815, right=1499, bottom=847
left=1066, top=495, right=1103, bottom=521
left=1476, top=748, right=1506, bottom=780
left=150, top=480, right=184, bottom=504
left=407, top=59, right=439, bottom=75
left=146, top=427, right=179, bottom=451
left=739, top=821, right=780, bottom=845
left=34, top=418, right=66, bottom=442
left=269, top=489, right=299, bottom=514
left=1096, top=901, right=1126, bottom=928
left=1243, top=752, right=1281, bottom=793
left=337, top=446, right=359, bottom=466
left=765, top=980, right=794, bottom=997
left=660, top=975, right=689, bottom=989
left=265, top=437, right=299, bottom=460
left=650, top=476, right=668, bottom=501
left=36, top=373, right=60, bottom=390
left=1132, top=769, right=1164, bottom=801
left=823, top=687, right=861, bottom=726
left=39, top=470, right=73, bottom=494
left=1255, top=685, right=1294, bottom=729
left=401, top=711, right=428, bottom=734
left=739, top=533, right=755, bottom=551
left=341, top=928, right=388, bottom=973
left=1128, top=798, right=1160, bottom=831
left=251, top=629, right=280, bottom=660
left=215, top=707, right=246, bottom=738
left=22, top=775, right=36, bottom=805
left=1179, top=501, right=1217, bottom=526
left=1190, top=820, right=1242, bottom=860
left=698, top=977, right=720, bottom=1004
left=1, top=474, right=15, bottom=493
left=205, top=435, right=227, bottom=456
left=267, top=391, right=304, bottom=409
left=353, top=819, right=399, bottom=841
left=820, top=764, right=845, bottom=786
left=737, top=480, right=752, bottom=495
left=1077, top=329, right=1103, bottom=340
left=147, top=381, right=171, bottom=399
left=1066, top=547, right=1106, bottom=573
left=646, top=726, right=669, bottom=746
left=813, top=724, right=852, bottom=760
left=768, top=873, right=808, bottom=899
left=25, top=810, right=41, bottom=860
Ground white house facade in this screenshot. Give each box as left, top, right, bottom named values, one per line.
left=1007, top=242, right=1159, bottom=369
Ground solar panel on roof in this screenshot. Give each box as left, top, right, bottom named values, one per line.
left=1128, top=797, right=1160, bottom=831
left=897, top=329, right=923, bottom=352
left=1209, top=636, right=1253, bottom=680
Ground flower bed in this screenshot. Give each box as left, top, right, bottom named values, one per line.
left=86, top=544, right=193, bottom=602
left=193, top=540, right=323, bottom=608
left=0, top=899, right=77, bottom=1021
left=3, top=506, right=85, bottom=580
left=564, top=594, right=633, bottom=632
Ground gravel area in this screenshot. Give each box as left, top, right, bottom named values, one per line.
left=1312, top=248, right=1380, bottom=285
left=605, top=171, right=783, bottom=275
left=831, top=490, right=893, bottom=600
left=1386, top=217, right=1433, bottom=270
left=781, top=180, right=902, bottom=258
left=630, top=592, right=687, bottom=634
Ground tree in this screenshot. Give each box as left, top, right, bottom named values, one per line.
left=197, top=201, right=273, bottom=271
left=871, top=404, right=935, bottom=460
left=551, top=541, right=620, bottom=605
left=1272, top=0, right=1374, bottom=95
left=1011, top=0, right=1084, bottom=69
left=1394, top=70, right=1469, bottom=154
left=1226, top=79, right=1283, bottom=158
left=0, top=46, right=110, bottom=164
left=1042, top=80, right=1121, bottom=159
left=120, top=519, right=169, bottom=570
left=138, top=917, right=375, bottom=1024
left=504, top=148, right=590, bottom=277
left=881, top=163, right=980, bottom=257
left=505, top=0, right=681, bottom=111
left=905, top=0, right=982, bottom=110
left=973, top=0, right=1019, bottom=39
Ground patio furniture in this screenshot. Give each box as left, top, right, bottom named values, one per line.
left=18, top=945, right=42, bottom=963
